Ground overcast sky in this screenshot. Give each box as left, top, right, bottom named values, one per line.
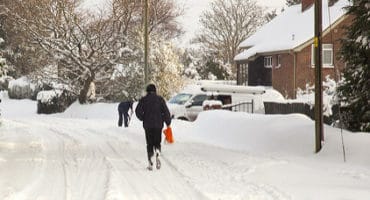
left=176, top=0, right=286, bottom=46
left=83, top=0, right=287, bottom=47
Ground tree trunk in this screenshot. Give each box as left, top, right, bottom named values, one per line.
left=78, top=76, right=93, bottom=104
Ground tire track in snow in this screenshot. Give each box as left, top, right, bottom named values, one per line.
left=164, top=142, right=292, bottom=200
left=0, top=121, right=72, bottom=200
left=50, top=127, right=77, bottom=200
left=86, top=127, right=210, bottom=200
left=49, top=126, right=114, bottom=200
left=0, top=120, right=55, bottom=200
left=161, top=155, right=211, bottom=200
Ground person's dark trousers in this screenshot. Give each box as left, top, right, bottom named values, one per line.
left=123, top=112, right=129, bottom=127
left=118, top=110, right=123, bottom=127
left=144, top=128, right=162, bottom=162
left=118, top=111, right=129, bottom=127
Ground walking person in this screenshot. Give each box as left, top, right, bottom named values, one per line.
left=118, top=100, right=134, bottom=127
left=135, top=84, right=171, bottom=170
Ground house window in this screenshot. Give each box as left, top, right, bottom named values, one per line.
left=311, top=44, right=334, bottom=67
left=264, top=56, right=272, bottom=68
left=322, top=44, right=333, bottom=66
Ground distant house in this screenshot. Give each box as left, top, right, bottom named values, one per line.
left=234, top=0, right=352, bottom=98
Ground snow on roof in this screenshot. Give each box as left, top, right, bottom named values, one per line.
left=235, top=0, right=350, bottom=61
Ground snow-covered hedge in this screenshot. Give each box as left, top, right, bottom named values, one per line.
left=37, top=89, right=76, bottom=114
left=7, top=76, right=37, bottom=99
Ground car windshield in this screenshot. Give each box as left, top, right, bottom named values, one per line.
left=168, top=93, right=192, bottom=105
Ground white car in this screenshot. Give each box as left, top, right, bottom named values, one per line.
left=167, top=92, right=208, bottom=121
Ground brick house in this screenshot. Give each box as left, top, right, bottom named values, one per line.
left=234, top=0, right=351, bottom=98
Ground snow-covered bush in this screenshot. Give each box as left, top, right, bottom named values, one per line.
left=150, top=40, right=185, bottom=99
left=37, top=89, right=76, bottom=114
left=0, top=38, right=12, bottom=78
left=0, top=57, right=10, bottom=76
left=8, top=76, right=37, bottom=99
left=294, top=75, right=343, bottom=126
left=0, top=38, right=14, bottom=92
left=183, top=48, right=233, bottom=81
left=296, top=75, right=338, bottom=117
left=0, top=75, right=14, bottom=91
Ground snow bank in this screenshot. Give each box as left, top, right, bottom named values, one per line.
left=56, top=101, right=119, bottom=119
left=176, top=110, right=370, bottom=166
left=187, top=110, right=316, bottom=156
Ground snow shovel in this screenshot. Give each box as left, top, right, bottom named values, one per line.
left=163, top=127, right=174, bottom=144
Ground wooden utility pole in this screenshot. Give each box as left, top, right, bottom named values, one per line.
left=144, top=0, right=149, bottom=85
left=314, top=0, right=324, bottom=153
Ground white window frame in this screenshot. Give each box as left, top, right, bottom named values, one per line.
left=311, top=44, right=334, bottom=68
left=276, top=55, right=281, bottom=68
left=264, top=56, right=273, bottom=68
left=322, top=44, right=334, bottom=67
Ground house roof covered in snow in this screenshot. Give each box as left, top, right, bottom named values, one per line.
left=234, top=0, right=350, bottom=61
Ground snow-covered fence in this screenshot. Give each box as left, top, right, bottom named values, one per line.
left=37, top=89, right=76, bottom=114
left=264, top=102, right=340, bottom=125
left=222, top=100, right=254, bottom=113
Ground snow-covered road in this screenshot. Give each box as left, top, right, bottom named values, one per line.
left=0, top=117, right=211, bottom=200
left=0, top=117, right=293, bottom=200
left=1, top=97, right=370, bottom=199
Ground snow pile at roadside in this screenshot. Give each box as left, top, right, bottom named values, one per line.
left=177, top=110, right=370, bottom=166
left=186, top=111, right=314, bottom=155
left=55, top=101, right=119, bottom=119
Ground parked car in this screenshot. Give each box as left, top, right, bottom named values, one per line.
left=167, top=90, right=207, bottom=121
left=167, top=84, right=266, bottom=121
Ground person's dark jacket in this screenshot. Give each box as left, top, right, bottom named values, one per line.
left=135, top=92, right=171, bottom=129
left=118, top=101, right=133, bottom=113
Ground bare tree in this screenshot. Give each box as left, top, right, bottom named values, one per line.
left=286, top=0, right=301, bottom=6
left=148, top=0, right=183, bottom=39
left=195, top=0, right=265, bottom=76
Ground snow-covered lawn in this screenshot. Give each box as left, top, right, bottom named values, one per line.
left=0, top=94, right=369, bottom=200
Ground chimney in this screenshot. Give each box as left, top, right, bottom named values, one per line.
left=302, top=0, right=314, bottom=12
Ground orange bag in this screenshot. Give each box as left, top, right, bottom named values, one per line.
left=163, top=127, right=174, bottom=143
